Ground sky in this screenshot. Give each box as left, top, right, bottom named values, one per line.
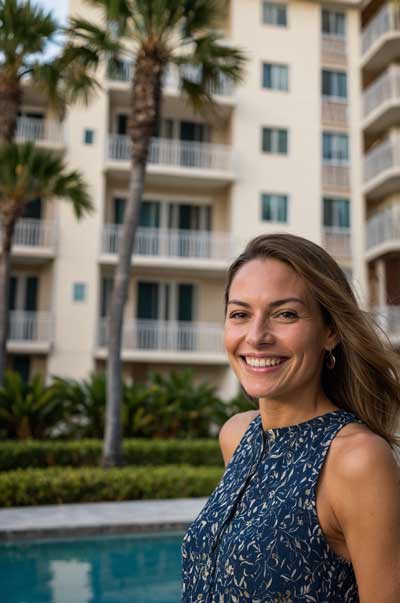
left=36, top=0, right=68, bottom=24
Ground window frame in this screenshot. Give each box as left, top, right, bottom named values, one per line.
left=262, top=127, right=289, bottom=155
left=261, top=192, right=289, bottom=223
left=262, top=1, right=288, bottom=27
left=262, top=62, right=289, bottom=92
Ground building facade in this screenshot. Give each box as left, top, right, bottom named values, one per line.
left=361, top=0, right=400, bottom=348
left=7, top=0, right=367, bottom=398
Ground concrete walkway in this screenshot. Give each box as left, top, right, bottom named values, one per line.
left=0, top=497, right=208, bottom=541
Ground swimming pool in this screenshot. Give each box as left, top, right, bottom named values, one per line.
left=0, top=530, right=185, bottom=603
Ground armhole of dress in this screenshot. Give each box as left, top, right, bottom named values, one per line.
left=308, top=418, right=361, bottom=567
left=225, top=413, right=260, bottom=470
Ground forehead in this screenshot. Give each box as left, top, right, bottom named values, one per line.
left=229, top=258, right=310, bottom=301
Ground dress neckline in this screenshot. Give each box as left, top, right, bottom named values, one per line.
left=256, top=408, right=354, bottom=436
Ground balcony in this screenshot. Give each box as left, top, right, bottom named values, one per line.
left=105, top=135, right=235, bottom=188
left=362, top=3, right=400, bottom=72
left=96, top=318, right=227, bottom=364
left=6, top=219, right=56, bottom=261
left=366, top=204, right=400, bottom=260
left=16, top=116, right=64, bottom=148
left=321, top=35, right=347, bottom=66
left=6, top=311, right=52, bottom=353
left=373, top=305, right=400, bottom=346
left=363, top=133, right=400, bottom=199
left=322, top=161, right=350, bottom=193
left=322, top=227, right=352, bottom=262
left=106, top=60, right=234, bottom=100
left=321, top=98, right=348, bottom=128
left=100, top=225, right=234, bottom=272
left=363, top=65, right=400, bottom=135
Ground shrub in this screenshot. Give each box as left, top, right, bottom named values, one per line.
left=0, top=465, right=224, bottom=507
left=0, top=438, right=224, bottom=470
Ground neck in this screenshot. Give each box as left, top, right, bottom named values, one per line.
left=257, top=391, right=338, bottom=431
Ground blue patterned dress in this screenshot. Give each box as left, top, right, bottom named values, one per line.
left=181, top=409, right=362, bottom=603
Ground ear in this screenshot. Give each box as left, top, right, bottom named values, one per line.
left=324, top=324, right=339, bottom=352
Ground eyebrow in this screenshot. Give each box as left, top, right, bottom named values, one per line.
left=227, top=297, right=306, bottom=309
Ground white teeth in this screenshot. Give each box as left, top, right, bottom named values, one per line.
left=244, top=357, right=284, bottom=367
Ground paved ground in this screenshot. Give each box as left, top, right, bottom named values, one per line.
left=0, top=497, right=208, bottom=541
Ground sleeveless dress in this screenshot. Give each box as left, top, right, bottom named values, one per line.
left=181, top=409, right=363, bottom=603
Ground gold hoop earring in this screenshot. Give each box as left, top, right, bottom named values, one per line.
left=326, top=350, right=336, bottom=370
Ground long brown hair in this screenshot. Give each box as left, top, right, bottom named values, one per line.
left=224, top=233, right=400, bottom=449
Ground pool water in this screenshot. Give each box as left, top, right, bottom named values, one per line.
left=0, top=531, right=185, bottom=603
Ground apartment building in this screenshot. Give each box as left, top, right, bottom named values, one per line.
left=361, top=0, right=400, bottom=349
left=7, top=0, right=365, bottom=397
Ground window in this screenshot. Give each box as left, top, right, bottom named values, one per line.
left=262, top=63, right=289, bottom=91
left=261, top=193, right=288, bottom=223
left=322, top=132, right=349, bottom=162
left=322, top=9, right=345, bottom=37
left=73, top=282, right=86, bottom=302
left=262, top=2, right=287, bottom=26
left=262, top=127, right=288, bottom=154
left=322, top=70, right=347, bottom=99
left=323, top=197, right=350, bottom=228
left=83, top=129, right=95, bottom=144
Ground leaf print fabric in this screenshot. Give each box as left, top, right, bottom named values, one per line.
left=181, top=409, right=362, bottom=603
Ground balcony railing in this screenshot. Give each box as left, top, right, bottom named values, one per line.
left=107, top=135, right=233, bottom=172
left=102, top=225, right=234, bottom=260
left=107, top=60, right=234, bottom=96
left=98, top=318, right=225, bottom=354
left=363, top=65, right=400, bottom=119
left=367, top=204, right=400, bottom=250
left=10, top=219, right=55, bottom=250
left=8, top=311, right=52, bottom=344
left=362, top=3, right=400, bottom=57
left=16, top=116, right=63, bottom=145
left=321, top=98, right=348, bottom=127
left=322, top=227, right=351, bottom=260
left=321, top=34, right=347, bottom=64
left=364, top=134, right=400, bottom=184
left=322, top=162, right=350, bottom=191
left=374, top=305, right=400, bottom=339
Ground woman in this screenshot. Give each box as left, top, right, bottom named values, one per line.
left=181, top=233, right=400, bottom=603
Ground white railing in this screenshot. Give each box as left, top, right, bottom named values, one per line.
left=367, top=204, right=400, bottom=249
left=321, top=35, right=347, bottom=64
left=364, top=135, right=400, bottom=184
left=98, top=318, right=225, bottom=354
left=322, top=227, right=352, bottom=260
left=373, top=305, right=400, bottom=338
left=322, top=162, right=350, bottom=190
left=16, top=116, right=63, bottom=145
left=321, top=98, right=348, bottom=127
left=102, top=225, right=233, bottom=260
left=363, top=65, right=400, bottom=119
left=10, top=219, right=55, bottom=249
left=8, top=311, right=52, bottom=343
left=107, top=60, right=234, bottom=96
left=107, top=135, right=233, bottom=172
left=362, top=3, right=400, bottom=56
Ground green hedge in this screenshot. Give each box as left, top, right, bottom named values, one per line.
left=0, top=465, right=224, bottom=507
left=0, top=439, right=224, bottom=471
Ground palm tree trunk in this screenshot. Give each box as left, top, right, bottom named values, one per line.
left=0, top=71, right=22, bottom=143
left=103, top=162, right=145, bottom=467
left=0, top=219, right=15, bottom=384
left=102, top=48, right=164, bottom=467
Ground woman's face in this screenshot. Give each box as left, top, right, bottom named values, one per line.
left=224, top=258, right=336, bottom=404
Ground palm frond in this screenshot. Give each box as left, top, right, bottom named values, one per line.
left=0, top=142, right=93, bottom=219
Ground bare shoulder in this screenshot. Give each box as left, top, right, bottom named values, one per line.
left=218, top=409, right=259, bottom=467
left=328, top=422, right=400, bottom=517
left=331, top=421, right=399, bottom=477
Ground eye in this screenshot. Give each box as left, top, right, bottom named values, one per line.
left=229, top=311, right=247, bottom=319
left=274, top=310, right=298, bottom=320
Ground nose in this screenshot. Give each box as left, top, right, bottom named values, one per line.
left=245, top=316, right=275, bottom=347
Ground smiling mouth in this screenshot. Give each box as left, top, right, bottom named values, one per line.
left=239, top=356, right=289, bottom=369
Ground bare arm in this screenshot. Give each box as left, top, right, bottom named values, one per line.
left=218, top=410, right=259, bottom=467
left=332, top=433, right=400, bottom=602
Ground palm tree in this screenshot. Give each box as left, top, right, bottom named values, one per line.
left=0, top=142, right=92, bottom=382
left=65, top=0, right=247, bottom=467
left=0, top=0, right=100, bottom=144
